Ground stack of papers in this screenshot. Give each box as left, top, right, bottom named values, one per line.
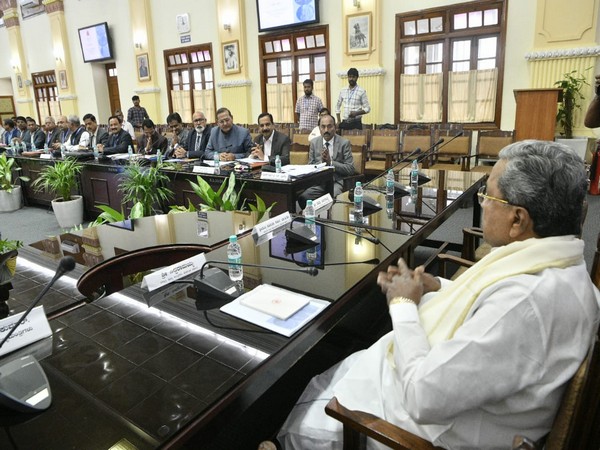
left=282, top=163, right=329, bottom=178
left=220, top=284, right=328, bottom=337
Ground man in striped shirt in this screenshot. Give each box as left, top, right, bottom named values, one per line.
left=336, top=67, right=370, bottom=130
left=295, top=78, right=324, bottom=131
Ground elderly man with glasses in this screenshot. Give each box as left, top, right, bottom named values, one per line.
left=176, top=111, right=211, bottom=159
left=275, top=140, right=600, bottom=449
left=204, top=107, right=253, bottom=162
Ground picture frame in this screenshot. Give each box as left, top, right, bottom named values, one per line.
left=16, top=74, right=23, bottom=90
left=136, top=53, right=150, bottom=81
left=58, top=70, right=68, bottom=90
left=347, top=12, right=372, bottom=55
left=222, top=40, right=241, bottom=75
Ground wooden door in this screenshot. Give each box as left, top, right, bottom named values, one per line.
left=105, top=63, right=121, bottom=116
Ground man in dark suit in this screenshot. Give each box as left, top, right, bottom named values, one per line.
left=180, top=111, right=211, bottom=159
left=23, top=117, right=46, bottom=150
left=298, top=114, right=355, bottom=208
left=137, top=118, right=168, bottom=155
left=97, top=115, right=134, bottom=155
left=83, top=113, right=109, bottom=150
left=43, top=117, right=62, bottom=148
left=249, top=112, right=291, bottom=165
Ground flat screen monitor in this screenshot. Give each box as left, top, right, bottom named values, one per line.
left=78, top=22, right=113, bottom=63
left=256, top=0, right=319, bottom=32
left=269, top=220, right=325, bottom=269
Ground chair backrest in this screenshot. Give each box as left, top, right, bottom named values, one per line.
left=476, top=130, right=515, bottom=158
left=292, top=130, right=310, bottom=146
left=290, top=142, right=309, bottom=165
left=370, top=130, right=400, bottom=155
left=344, top=133, right=369, bottom=147
left=351, top=144, right=366, bottom=174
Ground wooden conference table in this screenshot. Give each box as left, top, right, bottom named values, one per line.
left=0, top=169, right=485, bottom=449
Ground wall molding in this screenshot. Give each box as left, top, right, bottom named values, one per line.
left=336, top=67, right=386, bottom=78
left=525, top=46, right=600, bottom=60
left=134, top=87, right=160, bottom=94
left=57, top=94, right=77, bottom=101
left=15, top=98, right=33, bottom=103
left=217, top=79, right=252, bottom=88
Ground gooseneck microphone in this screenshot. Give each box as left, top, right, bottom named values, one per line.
left=0, top=256, right=76, bottom=350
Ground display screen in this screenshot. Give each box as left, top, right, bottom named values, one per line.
left=78, top=22, right=113, bottom=63
left=256, top=0, right=319, bottom=32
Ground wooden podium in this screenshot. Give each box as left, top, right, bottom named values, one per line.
left=514, top=88, right=562, bottom=141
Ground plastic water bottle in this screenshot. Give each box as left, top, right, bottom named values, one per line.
left=60, top=144, right=66, bottom=159
left=275, top=154, right=282, bottom=173
left=386, top=169, right=395, bottom=216
left=214, top=151, right=220, bottom=174
left=304, top=199, right=316, bottom=233
left=410, top=159, right=419, bottom=203
left=128, top=145, right=133, bottom=157
left=43, top=142, right=49, bottom=154
left=227, top=235, right=243, bottom=282
left=156, top=149, right=162, bottom=163
left=20, top=142, right=26, bottom=154
left=354, top=181, right=363, bottom=227
left=93, top=145, right=99, bottom=160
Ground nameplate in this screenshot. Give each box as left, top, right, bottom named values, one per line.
left=193, top=165, right=217, bottom=175
left=312, top=194, right=333, bottom=212
left=260, top=172, right=290, bottom=182
left=143, top=282, right=189, bottom=307
left=141, top=253, right=206, bottom=292
left=40, top=154, right=52, bottom=160
left=252, top=212, right=291, bottom=245
left=0, top=306, right=52, bottom=357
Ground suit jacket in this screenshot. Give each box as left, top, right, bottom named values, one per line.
left=137, top=131, right=168, bottom=155
left=102, top=129, right=134, bottom=155
left=253, top=130, right=291, bottom=166
left=185, top=125, right=212, bottom=159
left=44, top=129, right=63, bottom=147
left=24, top=128, right=46, bottom=150
left=308, top=135, right=355, bottom=182
left=88, top=128, right=109, bottom=148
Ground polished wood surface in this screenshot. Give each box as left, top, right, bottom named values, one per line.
left=514, top=89, right=562, bottom=142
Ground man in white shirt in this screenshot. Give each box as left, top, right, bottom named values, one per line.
left=250, top=112, right=290, bottom=165
left=62, top=115, right=90, bottom=151
left=335, top=67, right=370, bottom=131
left=277, top=140, right=600, bottom=449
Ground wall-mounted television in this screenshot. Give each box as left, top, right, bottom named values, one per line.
left=78, top=22, right=113, bottom=63
left=257, top=0, right=319, bottom=33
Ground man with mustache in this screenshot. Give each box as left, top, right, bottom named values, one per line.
left=298, top=114, right=354, bottom=208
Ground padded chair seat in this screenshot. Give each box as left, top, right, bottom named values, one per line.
left=428, top=163, right=464, bottom=172
left=365, top=160, right=386, bottom=172
left=471, top=165, right=494, bottom=174
left=290, top=152, right=309, bottom=165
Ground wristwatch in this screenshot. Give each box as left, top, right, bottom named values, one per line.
left=389, top=296, right=416, bottom=306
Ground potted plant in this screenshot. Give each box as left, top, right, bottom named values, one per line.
left=119, top=160, right=174, bottom=216
left=555, top=69, right=592, bottom=160
left=0, top=153, right=29, bottom=212
left=31, top=157, right=84, bottom=228
left=0, top=236, right=23, bottom=284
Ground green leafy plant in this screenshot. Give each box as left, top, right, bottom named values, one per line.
left=0, top=153, right=29, bottom=193
left=248, top=194, right=276, bottom=221
left=555, top=69, right=591, bottom=139
left=31, top=157, right=82, bottom=202
left=90, top=202, right=145, bottom=226
left=119, top=160, right=174, bottom=216
left=0, top=237, right=23, bottom=254
left=188, top=172, right=246, bottom=211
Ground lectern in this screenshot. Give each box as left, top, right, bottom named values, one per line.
left=514, top=88, right=562, bottom=141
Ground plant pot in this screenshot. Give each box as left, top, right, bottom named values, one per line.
left=51, top=195, right=84, bottom=228
left=0, top=186, right=23, bottom=212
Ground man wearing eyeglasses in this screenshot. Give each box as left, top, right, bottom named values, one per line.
left=177, top=111, right=211, bottom=159
left=204, top=107, right=253, bottom=162
left=276, top=140, right=599, bottom=449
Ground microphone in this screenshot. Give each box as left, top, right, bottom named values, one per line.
left=0, top=256, right=76, bottom=413
left=314, top=218, right=380, bottom=245
left=193, top=260, right=318, bottom=304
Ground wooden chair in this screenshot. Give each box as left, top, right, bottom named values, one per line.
left=290, top=142, right=309, bottom=165
left=464, top=130, right=515, bottom=173
left=364, top=130, right=401, bottom=176
left=341, top=129, right=370, bottom=149
left=342, top=144, right=367, bottom=191
left=401, top=127, right=433, bottom=158
left=425, top=129, right=472, bottom=171
left=292, top=129, right=311, bottom=146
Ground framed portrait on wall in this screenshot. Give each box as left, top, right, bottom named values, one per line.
left=16, top=74, right=23, bottom=90
left=136, top=53, right=150, bottom=81
left=347, top=12, right=372, bottom=55
left=58, top=70, right=68, bottom=90
left=222, top=40, right=241, bottom=75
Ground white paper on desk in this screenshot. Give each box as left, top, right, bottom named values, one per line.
left=203, top=160, right=235, bottom=167
left=108, top=153, right=130, bottom=160
left=220, top=284, right=329, bottom=337
left=141, top=253, right=206, bottom=292
left=282, top=163, right=328, bottom=178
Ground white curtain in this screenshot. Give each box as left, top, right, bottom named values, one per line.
left=448, top=68, right=497, bottom=122
left=38, top=102, right=49, bottom=121
left=171, top=90, right=192, bottom=123
left=400, top=73, right=443, bottom=122
left=49, top=101, right=61, bottom=118
left=266, top=83, right=294, bottom=123
left=192, top=89, right=215, bottom=123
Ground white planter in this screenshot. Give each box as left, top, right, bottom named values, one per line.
left=555, top=137, right=592, bottom=162
left=0, top=186, right=23, bottom=212
left=51, top=195, right=84, bottom=228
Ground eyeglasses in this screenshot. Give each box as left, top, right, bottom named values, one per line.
left=193, top=118, right=206, bottom=122
left=477, top=186, right=509, bottom=205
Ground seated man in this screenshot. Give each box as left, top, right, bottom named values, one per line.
left=114, top=109, right=136, bottom=141
left=165, top=112, right=190, bottom=159
left=278, top=140, right=600, bottom=449
left=43, top=116, right=62, bottom=149
left=204, top=107, right=253, bottom=161
left=83, top=113, right=109, bottom=149
left=137, top=118, right=168, bottom=155
left=298, top=114, right=354, bottom=208
left=180, top=111, right=211, bottom=159
left=308, top=107, right=330, bottom=142
left=96, top=115, right=134, bottom=156
left=0, top=119, right=19, bottom=149
left=63, top=115, right=90, bottom=151
left=51, top=115, right=71, bottom=151
left=249, top=112, right=290, bottom=165
left=23, top=117, right=45, bottom=150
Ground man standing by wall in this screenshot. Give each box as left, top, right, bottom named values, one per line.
left=295, top=79, right=324, bottom=132
left=127, top=95, right=149, bottom=129
left=336, top=68, right=370, bottom=130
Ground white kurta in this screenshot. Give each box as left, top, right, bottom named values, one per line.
left=278, top=262, right=600, bottom=450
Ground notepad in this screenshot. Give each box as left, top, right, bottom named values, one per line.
left=238, top=284, right=310, bottom=320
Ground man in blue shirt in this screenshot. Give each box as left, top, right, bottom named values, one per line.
left=204, top=107, right=253, bottom=161
left=0, top=119, right=19, bottom=148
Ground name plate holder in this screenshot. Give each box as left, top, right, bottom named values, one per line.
left=260, top=172, right=290, bottom=181
left=252, top=211, right=292, bottom=245
left=312, top=194, right=333, bottom=213
left=0, top=306, right=52, bottom=357
left=141, top=253, right=206, bottom=292
left=40, top=154, right=53, bottom=160
left=193, top=165, right=218, bottom=175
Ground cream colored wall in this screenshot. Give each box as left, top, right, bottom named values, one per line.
left=0, top=0, right=598, bottom=130
left=0, top=78, right=12, bottom=96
